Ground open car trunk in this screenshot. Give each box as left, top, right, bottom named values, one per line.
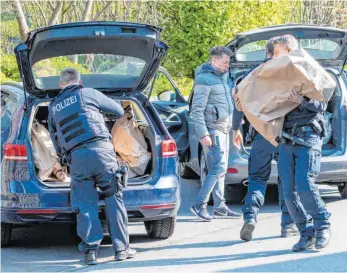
left=234, top=68, right=345, bottom=157
left=29, top=98, right=156, bottom=187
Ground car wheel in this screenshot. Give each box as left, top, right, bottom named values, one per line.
left=225, top=185, right=247, bottom=204
left=199, top=151, right=214, bottom=205
left=338, top=183, right=347, bottom=199
left=1, top=223, right=12, bottom=247
left=144, top=217, right=176, bottom=239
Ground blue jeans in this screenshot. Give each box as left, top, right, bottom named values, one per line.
left=278, top=132, right=331, bottom=236
left=243, top=134, right=294, bottom=228
left=70, top=141, right=129, bottom=253
left=196, top=130, right=228, bottom=210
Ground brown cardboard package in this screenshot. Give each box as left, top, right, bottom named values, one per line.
left=111, top=111, right=151, bottom=178
left=237, top=49, right=336, bottom=146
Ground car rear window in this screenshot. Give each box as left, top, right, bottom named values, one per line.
left=32, top=54, right=146, bottom=90
left=236, top=39, right=342, bottom=62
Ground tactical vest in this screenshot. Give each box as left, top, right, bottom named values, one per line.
left=49, top=85, right=108, bottom=152
left=283, top=105, right=325, bottom=131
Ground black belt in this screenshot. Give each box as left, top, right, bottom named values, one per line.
left=69, top=138, right=112, bottom=153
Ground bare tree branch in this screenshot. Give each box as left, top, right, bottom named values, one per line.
left=48, top=0, right=55, bottom=10
left=48, top=1, right=63, bottom=25
left=73, top=0, right=80, bottom=21
left=33, top=0, right=48, bottom=26
left=12, top=0, right=29, bottom=41
left=82, top=0, right=94, bottom=21
left=93, top=1, right=112, bottom=20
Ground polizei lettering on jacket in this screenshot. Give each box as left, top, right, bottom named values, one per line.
left=52, top=96, right=77, bottom=114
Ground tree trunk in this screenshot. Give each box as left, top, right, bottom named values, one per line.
left=82, top=0, right=94, bottom=21
left=48, top=1, right=63, bottom=25
left=13, top=0, right=29, bottom=41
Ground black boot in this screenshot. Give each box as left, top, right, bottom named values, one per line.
left=316, top=229, right=331, bottom=249
left=85, top=250, right=97, bottom=265
left=292, top=235, right=316, bottom=252
left=240, top=219, right=256, bottom=242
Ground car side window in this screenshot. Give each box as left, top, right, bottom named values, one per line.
left=1, top=94, right=17, bottom=134
left=150, top=71, right=177, bottom=102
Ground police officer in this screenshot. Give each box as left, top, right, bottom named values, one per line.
left=276, top=36, right=331, bottom=252
left=48, top=68, right=136, bottom=265
left=232, top=36, right=304, bottom=242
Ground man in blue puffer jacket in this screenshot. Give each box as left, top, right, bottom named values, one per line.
left=190, top=46, right=242, bottom=221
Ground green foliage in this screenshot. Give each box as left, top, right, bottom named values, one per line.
left=172, top=76, right=194, bottom=97
left=33, top=57, right=89, bottom=77
left=158, top=1, right=289, bottom=78
left=0, top=48, right=21, bottom=83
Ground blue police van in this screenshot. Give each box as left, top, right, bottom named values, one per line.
left=1, top=22, right=181, bottom=246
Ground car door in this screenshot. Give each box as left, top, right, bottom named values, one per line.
left=147, top=68, right=190, bottom=156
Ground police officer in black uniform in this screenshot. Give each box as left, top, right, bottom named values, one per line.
left=275, top=36, right=332, bottom=252
left=48, top=68, right=136, bottom=265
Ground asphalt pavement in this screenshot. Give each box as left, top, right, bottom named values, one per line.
left=1, top=179, right=347, bottom=272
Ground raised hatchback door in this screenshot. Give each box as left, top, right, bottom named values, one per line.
left=14, top=22, right=168, bottom=98
left=227, top=24, right=347, bottom=69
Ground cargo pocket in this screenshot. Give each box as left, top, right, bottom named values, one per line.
left=308, top=149, right=321, bottom=178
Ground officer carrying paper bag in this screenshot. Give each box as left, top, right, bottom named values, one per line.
left=236, top=35, right=334, bottom=252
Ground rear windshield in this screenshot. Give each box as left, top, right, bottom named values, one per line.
left=32, top=54, right=146, bottom=90
left=236, top=39, right=342, bottom=62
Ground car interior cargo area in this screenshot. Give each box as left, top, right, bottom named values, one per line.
left=238, top=72, right=344, bottom=156
left=30, top=99, right=155, bottom=186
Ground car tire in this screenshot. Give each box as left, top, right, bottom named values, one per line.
left=199, top=151, right=214, bottom=205
left=144, top=217, right=176, bottom=239
left=338, top=183, right=347, bottom=199
left=1, top=223, right=12, bottom=247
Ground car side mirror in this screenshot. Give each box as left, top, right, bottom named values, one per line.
left=158, top=90, right=176, bottom=102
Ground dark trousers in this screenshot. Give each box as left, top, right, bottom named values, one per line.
left=70, top=141, right=129, bottom=253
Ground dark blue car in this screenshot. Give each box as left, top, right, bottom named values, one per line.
left=1, top=22, right=180, bottom=246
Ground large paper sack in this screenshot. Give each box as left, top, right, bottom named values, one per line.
left=238, top=48, right=336, bottom=146
left=111, top=112, right=151, bottom=176
left=31, top=120, right=68, bottom=181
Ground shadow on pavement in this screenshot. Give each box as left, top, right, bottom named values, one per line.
left=132, top=235, right=281, bottom=253
left=78, top=249, right=296, bottom=271
left=219, top=251, right=347, bottom=272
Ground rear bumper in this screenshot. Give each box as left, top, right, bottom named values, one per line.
left=1, top=176, right=180, bottom=224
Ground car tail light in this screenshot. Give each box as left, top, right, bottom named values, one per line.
left=141, top=204, right=175, bottom=210
left=161, top=139, right=178, bottom=158
left=3, top=144, right=28, bottom=161
left=227, top=168, right=238, bottom=174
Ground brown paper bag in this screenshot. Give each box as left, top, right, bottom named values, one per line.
left=31, top=120, right=69, bottom=181
left=238, top=49, right=336, bottom=146
left=111, top=112, right=151, bottom=176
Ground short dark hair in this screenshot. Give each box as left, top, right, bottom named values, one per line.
left=265, top=35, right=299, bottom=57
left=210, top=46, right=232, bottom=59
